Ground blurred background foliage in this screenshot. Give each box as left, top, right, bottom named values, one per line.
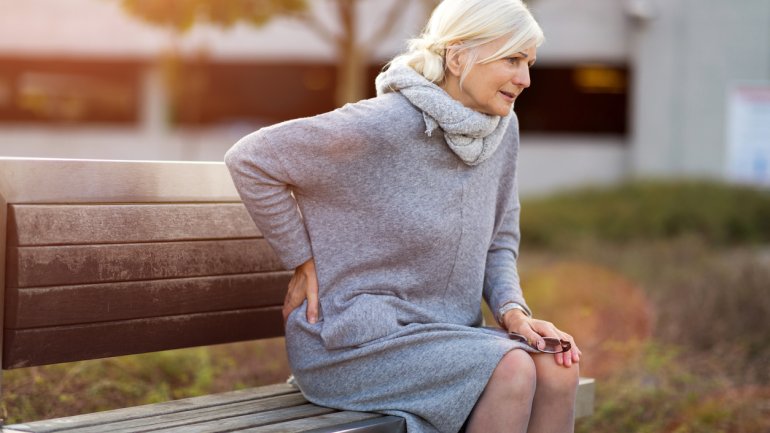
left=120, top=0, right=308, bottom=31
left=517, top=179, right=770, bottom=432
left=521, top=180, right=770, bottom=247
left=120, top=0, right=424, bottom=106
left=3, top=180, right=769, bottom=431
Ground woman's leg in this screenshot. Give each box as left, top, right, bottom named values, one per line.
left=526, top=354, right=580, bottom=433
left=465, top=349, right=537, bottom=433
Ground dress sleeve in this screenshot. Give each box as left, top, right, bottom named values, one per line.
left=483, top=172, right=532, bottom=324
left=225, top=131, right=314, bottom=270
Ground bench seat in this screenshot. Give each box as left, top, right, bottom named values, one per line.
left=0, top=158, right=594, bottom=432
left=1, top=383, right=403, bottom=433
left=2, top=379, right=595, bottom=432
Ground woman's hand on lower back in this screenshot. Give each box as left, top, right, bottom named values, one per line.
left=284, top=258, right=319, bottom=324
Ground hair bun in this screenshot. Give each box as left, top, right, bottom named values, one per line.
left=414, top=36, right=443, bottom=55
left=394, top=35, right=446, bottom=83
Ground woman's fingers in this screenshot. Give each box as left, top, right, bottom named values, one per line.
left=282, top=273, right=306, bottom=322
left=528, top=320, right=556, bottom=348
left=282, top=258, right=319, bottom=324
left=569, top=338, right=581, bottom=364
left=556, top=331, right=580, bottom=367
left=557, top=331, right=581, bottom=363
left=529, top=320, right=579, bottom=368
left=507, top=318, right=581, bottom=368
left=305, top=279, right=319, bottom=324
left=555, top=329, right=570, bottom=367
left=282, top=301, right=293, bottom=324
left=282, top=282, right=303, bottom=323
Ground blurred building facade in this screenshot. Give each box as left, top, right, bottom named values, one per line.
left=0, top=0, right=768, bottom=194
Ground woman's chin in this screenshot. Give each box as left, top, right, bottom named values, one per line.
left=491, top=106, right=513, bottom=117
left=474, top=102, right=512, bottom=117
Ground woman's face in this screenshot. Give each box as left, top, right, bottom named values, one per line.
left=447, top=39, right=537, bottom=117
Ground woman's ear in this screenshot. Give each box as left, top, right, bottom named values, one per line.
left=444, top=44, right=465, bottom=78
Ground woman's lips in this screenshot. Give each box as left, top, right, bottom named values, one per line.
left=499, top=90, right=516, bottom=102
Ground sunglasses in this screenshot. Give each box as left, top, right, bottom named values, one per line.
left=509, top=332, right=572, bottom=354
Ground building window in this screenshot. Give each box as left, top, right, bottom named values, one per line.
left=514, top=64, right=629, bottom=135
left=171, top=61, right=337, bottom=126
left=0, top=58, right=141, bottom=124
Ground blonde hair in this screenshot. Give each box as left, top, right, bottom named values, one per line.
left=390, top=0, right=544, bottom=85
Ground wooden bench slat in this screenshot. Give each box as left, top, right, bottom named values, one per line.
left=7, top=239, right=283, bottom=288
left=7, top=397, right=309, bottom=433
left=7, top=204, right=261, bottom=247
left=0, top=158, right=239, bottom=204
left=1, top=384, right=300, bottom=432
left=57, top=394, right=310, bottom=433
left=304, top=416, right=407, bottom=433
left=3, top=307, right=284, bottom=368
left=6, top=272, right=290, bottom=329
left=0, top=411, right=400, bottom=433
left=3, top=381, right=593, bottom=432
left=131, top=404, right=335, bottom=433
left=241, top=411, right=384, bottom=433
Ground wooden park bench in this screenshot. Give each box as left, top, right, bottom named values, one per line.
left=0, top=157, right=594, bottom=432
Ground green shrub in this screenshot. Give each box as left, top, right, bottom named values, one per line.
left=521, top=180, right=770, bottom=247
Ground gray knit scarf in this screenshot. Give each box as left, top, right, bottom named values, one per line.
left=375, top=63, right=512, bottom=166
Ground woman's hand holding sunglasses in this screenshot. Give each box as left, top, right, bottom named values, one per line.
left=502, top=310, right=581, bottom=367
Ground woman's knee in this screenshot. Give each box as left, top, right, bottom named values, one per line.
left=533, top=355, right=580, bottom=395
left=489, top=349, right=537, bottom=399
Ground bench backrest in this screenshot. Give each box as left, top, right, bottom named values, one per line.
left=0, top=158, right=290, bottom=369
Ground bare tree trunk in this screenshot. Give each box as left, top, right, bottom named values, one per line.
left=336, top=45, right=367, bottom=106
left=334, top=0, right=367, bottom=106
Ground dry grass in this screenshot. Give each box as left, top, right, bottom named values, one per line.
left=517, top=239, right=770, bottom=433
left=1, top=338, right=290, bottom=424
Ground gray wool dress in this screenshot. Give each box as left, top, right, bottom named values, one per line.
left=225, top=88, right=534, bottom=433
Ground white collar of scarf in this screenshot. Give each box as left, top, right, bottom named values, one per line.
left=375, top=63, right=512, bottom=166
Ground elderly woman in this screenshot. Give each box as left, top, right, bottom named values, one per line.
left=225, top=0, right=581, bottom=432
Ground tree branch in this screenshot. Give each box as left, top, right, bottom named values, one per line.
left=362, top=0, right=411, bottom=50
left=294, top=10, right=340, bottom=46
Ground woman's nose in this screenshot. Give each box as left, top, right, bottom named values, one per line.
left=513, top=66, right=531, bottom=89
